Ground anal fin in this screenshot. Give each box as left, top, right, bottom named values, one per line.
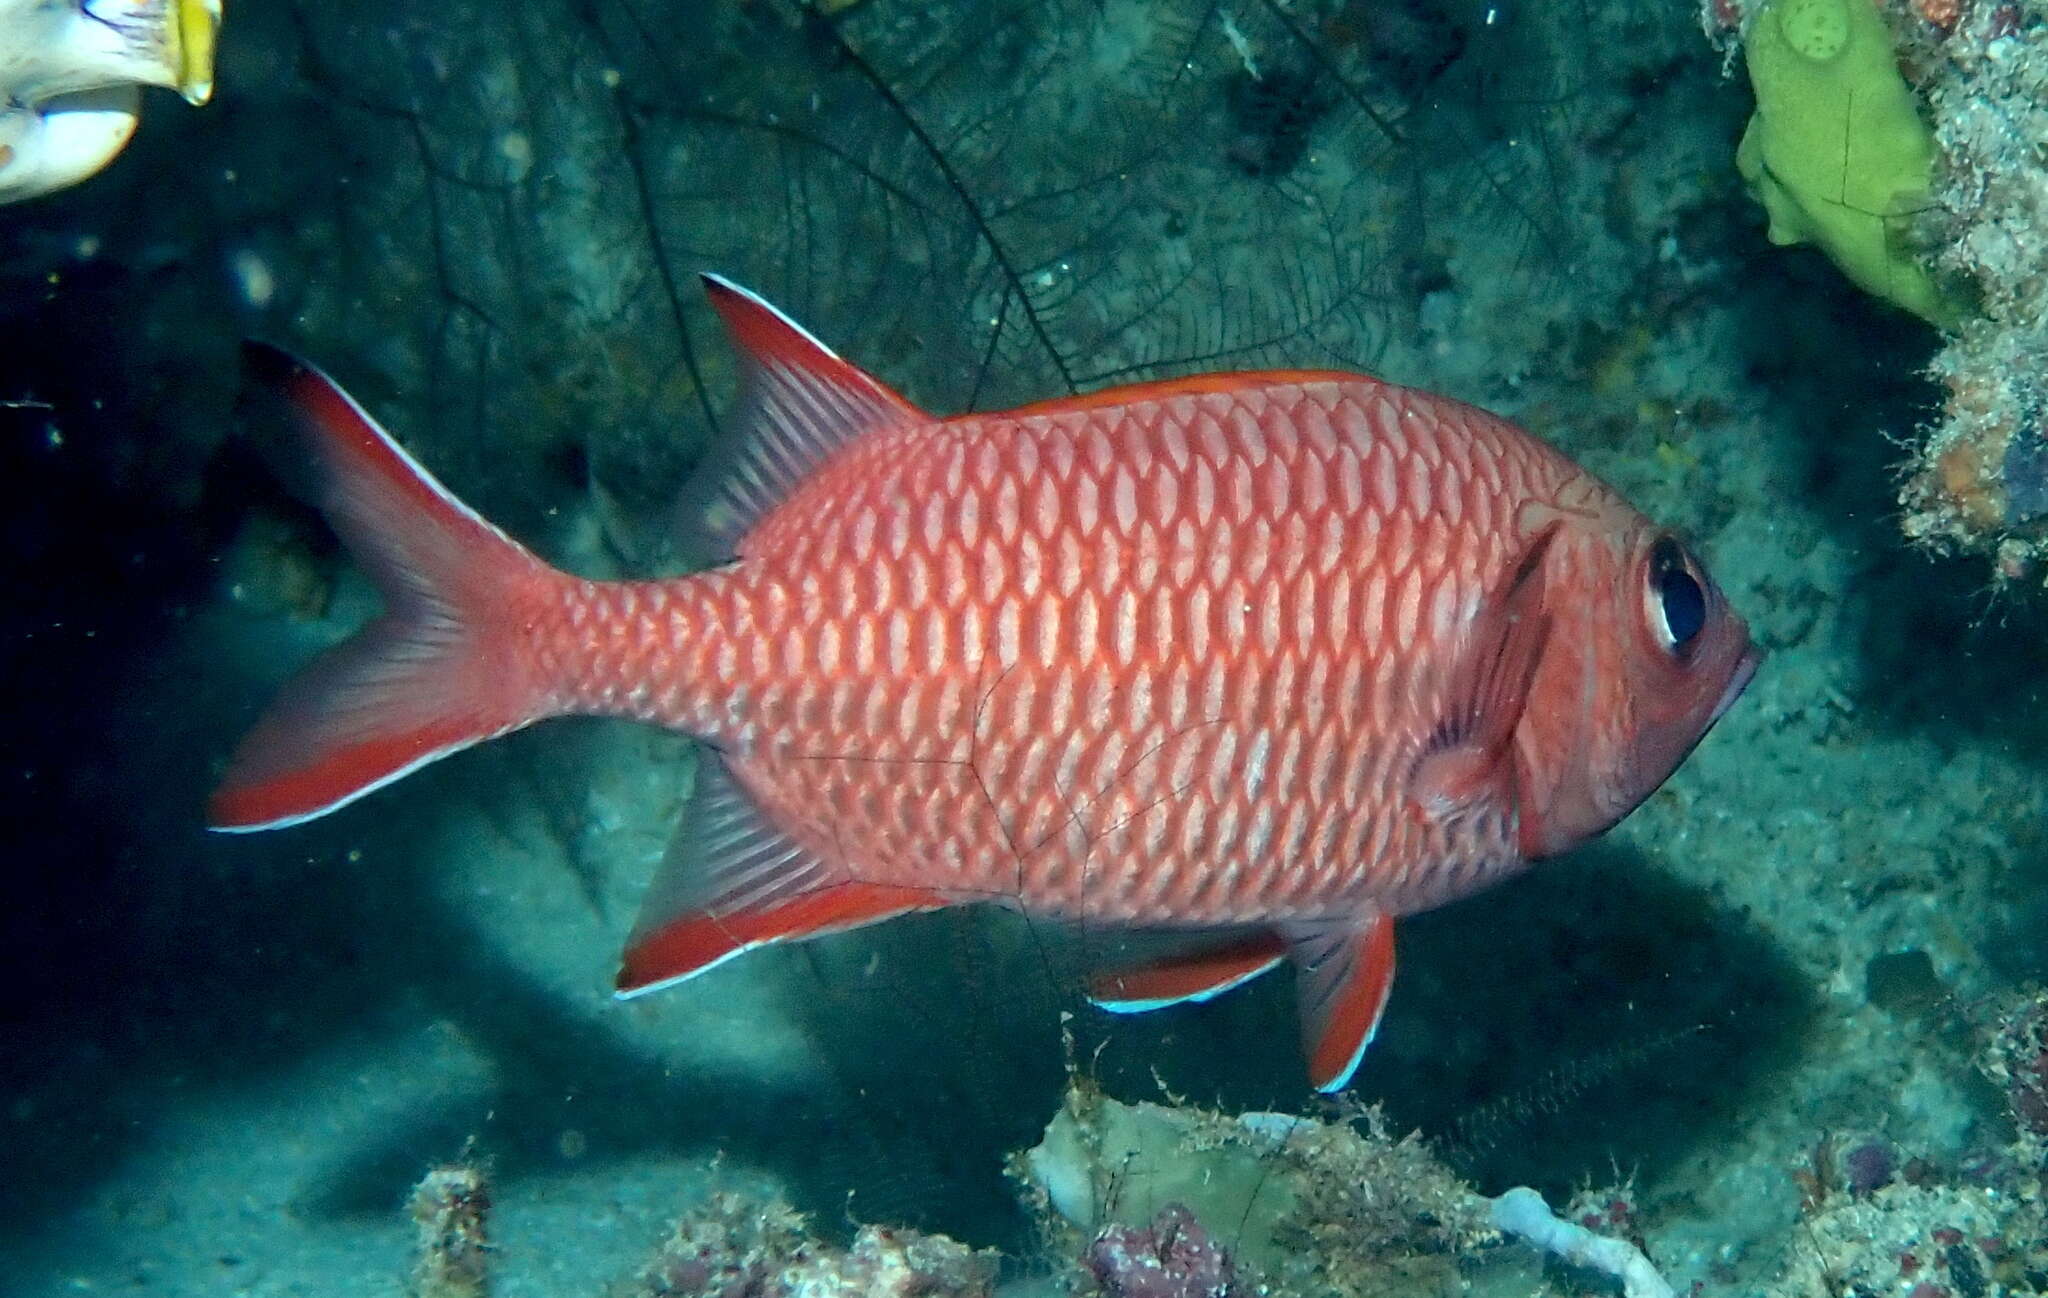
left=616, top=750, right=948, bottom=996
left=619, top=881, right=948, bottom=996
left=1087, top=931, right=1289, bottom=1013
left=1285, top=913, right=1397, bottom=1093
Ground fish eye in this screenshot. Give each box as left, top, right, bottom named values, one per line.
left=1647, top=536, right=1706, bottom=656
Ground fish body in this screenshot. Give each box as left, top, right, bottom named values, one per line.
left=1, top=0, right=220, bottom=204
left=212, top=277, right=1757, bottom=1091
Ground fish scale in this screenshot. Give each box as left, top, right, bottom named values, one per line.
left=211, top=276, right=1756, bottom=1092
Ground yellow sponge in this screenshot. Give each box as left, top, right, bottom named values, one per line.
left=1737, top=0, right=1966, bottom=328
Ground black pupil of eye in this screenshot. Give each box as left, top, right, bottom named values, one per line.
left=1651, top=539, right=1706, bottom=650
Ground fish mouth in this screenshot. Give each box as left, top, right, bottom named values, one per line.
left=1709, top=645, right=1762, bottom=726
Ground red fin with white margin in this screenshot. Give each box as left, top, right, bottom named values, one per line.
left=1285, top=913, right=1397, bottom=1093
left=1409, top=523, right=1557, bottom=822
left=616, top=752, right=950, bottom=995
left=209, top=344, right=560, bottom=832
left=1087, top=931, right=1289, bottom=1013
left=687, top=274, right=928, bottom=556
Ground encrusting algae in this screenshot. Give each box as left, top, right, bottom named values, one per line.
left=407, top=1162, right=491, bottom=1298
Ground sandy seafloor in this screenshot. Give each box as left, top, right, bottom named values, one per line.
left=7, top=0, right=2048, bottom=1295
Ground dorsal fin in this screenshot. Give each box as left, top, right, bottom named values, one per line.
left=688, top=274, right=927, bottom=555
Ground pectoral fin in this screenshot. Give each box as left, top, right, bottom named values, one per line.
left=1410, top=522, right=1557, bottom=822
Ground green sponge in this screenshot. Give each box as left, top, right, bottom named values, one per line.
left=1737, top=0, right=1966, bottom=328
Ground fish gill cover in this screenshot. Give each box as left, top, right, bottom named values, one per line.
left=5, top=0, right=2048, bottom=1295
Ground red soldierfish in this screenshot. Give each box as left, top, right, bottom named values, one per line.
left=212, top=275, right=1758, bottom=1092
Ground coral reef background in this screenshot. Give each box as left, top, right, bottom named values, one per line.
left=4, top=0, right=2048, bottom=1293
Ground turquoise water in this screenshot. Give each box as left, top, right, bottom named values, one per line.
left=5, top=1, right=2046, bottom=1294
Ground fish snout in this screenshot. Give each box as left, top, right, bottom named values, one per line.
left=1710, top=643, right=1762, bottom=726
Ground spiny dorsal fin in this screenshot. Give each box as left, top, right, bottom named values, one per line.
left=689, top=275, right=927, bottom=555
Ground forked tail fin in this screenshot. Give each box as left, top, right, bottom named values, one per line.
left=209, top=344, right=564, bottom=832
